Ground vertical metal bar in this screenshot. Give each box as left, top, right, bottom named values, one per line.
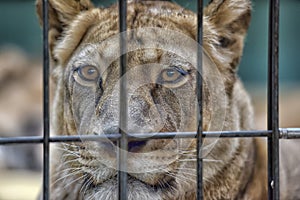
left=196, top=0, right=203, bottom=199
left=118, top=0, right=128, bottom=200
left=267, top=0, right=280, bottom=199
left=42, top=0, right=50, bottom=199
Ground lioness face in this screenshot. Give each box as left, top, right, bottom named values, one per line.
left=37, top=0, right=251, bottom=199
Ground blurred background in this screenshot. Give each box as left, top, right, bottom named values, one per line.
left=0, top=0, right=299, bottom=199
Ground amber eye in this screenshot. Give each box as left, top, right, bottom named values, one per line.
left=161, top=69, right=181, bottom=82
left=158, top=67, right=189, bottom=88
left=77, top=65, right=99, bottom=82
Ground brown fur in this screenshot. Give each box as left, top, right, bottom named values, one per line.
left=36, top=0, right=267, bottom=199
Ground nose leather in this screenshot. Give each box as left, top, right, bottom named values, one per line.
left=128, top=141, right=147, bottom=152
left=100, top=139, right=147, bottom=152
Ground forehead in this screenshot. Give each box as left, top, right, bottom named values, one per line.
left=72, top=30, right=199, bottom=72
left=71, top=45, right=195, bottom=75
left=81, top=1, right=196, bottom=46
left=55, top=1, right=216, bottom=68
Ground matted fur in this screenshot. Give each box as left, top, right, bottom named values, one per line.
left=36, top=0, right=268, bottom=199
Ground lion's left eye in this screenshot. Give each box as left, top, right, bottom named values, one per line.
left=76, top=65, right=100, bottom=82
left=158, top=67, right=189, bottom=88
left=161, top=69, right=181, bottom=82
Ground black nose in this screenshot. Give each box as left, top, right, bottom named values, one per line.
left=100, top=140, right=147, bottom=152
left=128, top=141, right=147, bottom=152
left=102, top=127, right=147, bottom=152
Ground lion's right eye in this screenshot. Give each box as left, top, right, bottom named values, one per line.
left=73, top=65, right=101, bottom=86
left=76, top=65, right=100, bottom=82
left=157, top=66, right=189, bottom=88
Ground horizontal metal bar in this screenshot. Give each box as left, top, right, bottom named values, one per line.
left=209, top=130, right=272, bottom=137
left=280, top=128, right=300, bottom=139
left=1, top=129, right=299, bottom=145
left=128, top=130, right=272, bottom=139
left=0, top=136, right=44, bottom=144
left=50, top=134, right=121, bottom=142
left=0, top=0, right=33, bottom=2
left=0, top=135, right=120, bottom=145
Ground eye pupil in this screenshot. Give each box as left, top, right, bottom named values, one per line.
left=87, top=68, right=96, bottom=75
left=166, top=70, right=175, bottom=77
left=77, top=65, right=99, bottom=81
left=161, top=69, right=180, bottom=82
left=158, top=67, right=189, bottom=88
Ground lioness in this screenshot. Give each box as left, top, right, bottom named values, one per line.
left=36, top=0, right=267, bottom=199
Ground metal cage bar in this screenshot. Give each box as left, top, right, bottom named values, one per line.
left=118, top=0, right=128, bottom=199
left=42, top=0, right=50, bottom=199
left=2, top=129, right=300, bottom=145
left=267, top=0, right=280, bottom=199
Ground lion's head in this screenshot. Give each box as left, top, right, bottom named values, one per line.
left=36, top=0, right=253, bottom=199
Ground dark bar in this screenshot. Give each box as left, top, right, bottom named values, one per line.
left=267, top=0, right=280, bottom=199
left=118, top=0, right=128, bottom=200
left=128, top=130, right=271, bottom=139
left=4, top=128, right=300, bottom=145
left=0, top=130, right=277, bottom=145
left=196, top=0, right=203, bottom=199
left=0, top=136, right=44, bottom=145
left=280, top=128, right=300, bottom=139
left=42, top=0, right=50, bottom=199
left=205, top=130, right=271, bottom=138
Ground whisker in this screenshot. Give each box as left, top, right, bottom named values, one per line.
left=61, top=152, right=80, bottom=159
left=177, top=159, right=197, bottom=162
left=51, top=168, right=82, bottom=186
left=177, top=167, right=197, bottom=172
left=177, top=171, right=197, bottom=178
left=203, top=177, right=214, bottom=185
left=55, top=147, right=80, bottom=157
left=161, top=168, right=196, bottom=185
left=65, top=174, right=88, bottom=190
left=61, top=142, right=80, bottom=148
left=202, top=141, right=218, bottom=150
left=203, top=158, right=224, bottom=163
left=178, top=154, right=196, bottom=159
left=163, top=171, right=188, bottom=186
left=81, top=176, right=94, bottom=195
left=178, top=149, right=196, bottom=153
left=63, top=158, right=80, bottom=165
left=52, top=167, right=81, bottom=177
left=169, top=172, right=196, bottom=185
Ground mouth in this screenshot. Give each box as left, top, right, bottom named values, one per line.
left=86, top=173, right=177, bottom=193
left=74, top=136, right=195, bottom=199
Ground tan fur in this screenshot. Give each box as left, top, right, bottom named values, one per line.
left=36, top=0, right=267, bottom=199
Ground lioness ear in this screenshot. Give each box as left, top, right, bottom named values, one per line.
left=36, top=0, right=94, bottom=61
left=204, top=0, right=251, bottom=70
